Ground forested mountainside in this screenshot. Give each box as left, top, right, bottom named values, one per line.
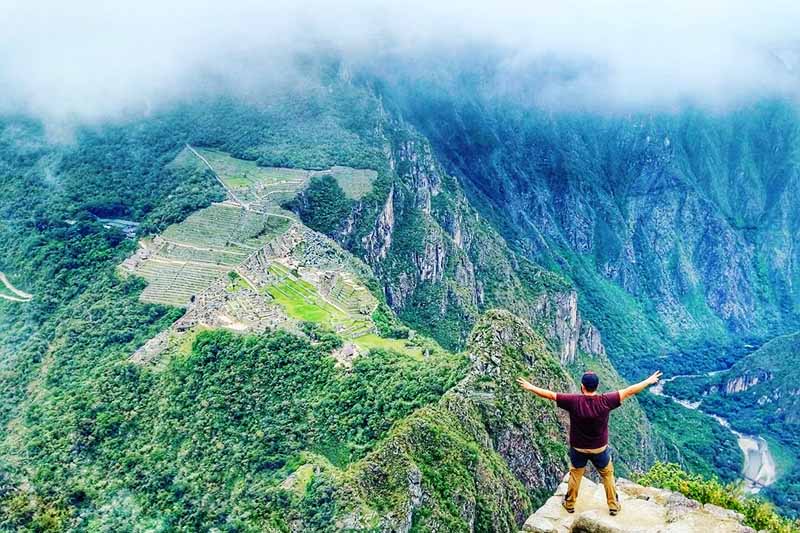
left=0, top=71, right=665, bottom=531
left=375, top=70, right=800, bottom=377
left=0, top=61, right=798, bottom=530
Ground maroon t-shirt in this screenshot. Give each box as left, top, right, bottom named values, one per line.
left=556, top=391, right=621, bottom=449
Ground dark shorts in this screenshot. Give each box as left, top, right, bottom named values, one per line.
left=569, top=446, right=612, bottom=469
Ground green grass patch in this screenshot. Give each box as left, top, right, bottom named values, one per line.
left=176, top=325, right=212, bottom=356
left=280, top=464, right=315, bottom=496
left=313, top=166, right=377, bottom=200
left=354, top=333, right=424, bottom=359
left=223, top=175, right=255, bottom=188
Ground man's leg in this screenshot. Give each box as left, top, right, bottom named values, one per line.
left=592, top=449, right=620, bottom=514
left=564, top=448, right=588, bottom=512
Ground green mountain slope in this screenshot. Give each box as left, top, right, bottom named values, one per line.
left=377, top=73, right=800, bottom=377
left=0, top=77, right=662, bottom=531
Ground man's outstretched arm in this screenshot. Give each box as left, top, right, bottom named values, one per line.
left=619, top=370, right=663, bottom=402
left=516, top=377, right=557, bottom=401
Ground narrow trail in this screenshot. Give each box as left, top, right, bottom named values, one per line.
left=186, top=144, right=246, bottom=206
left=0, top=272, right=32, bottom=302
left=651, top=371, right=777, bottom=493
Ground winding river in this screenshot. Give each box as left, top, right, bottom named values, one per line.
left=651, top=372, right=777, bottom=493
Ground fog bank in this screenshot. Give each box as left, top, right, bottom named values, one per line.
left=2, top=1, right=799, bottom=123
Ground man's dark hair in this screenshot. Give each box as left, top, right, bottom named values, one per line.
left=581, top=371, right=599, bottom=392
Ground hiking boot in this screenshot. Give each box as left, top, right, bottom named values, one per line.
left=609, top=496, right=621, bottom=516
left=561, top=500, right=574, bottom=514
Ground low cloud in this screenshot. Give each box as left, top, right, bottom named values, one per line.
left=2, top=0, right=799, bottom=124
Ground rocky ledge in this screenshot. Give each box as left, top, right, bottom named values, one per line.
left=523, top=474, right=757, bottom=533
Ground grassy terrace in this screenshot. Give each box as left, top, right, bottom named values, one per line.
left=265, top=262, right=383, bottom=344
left=197, top=148, right=311, bottom=209
left=353, top=333, right=425, bottom=360
left=266, top=263, right=349, bottom=325
left=137, top=261, right=224, bottom=307
left=261, top=262, right=425, bottom=359
left=313, top=165, right=377, bottom=200
left=161, top=204, right=288, bottom=250
left=327, top=274, right=376, bottom=313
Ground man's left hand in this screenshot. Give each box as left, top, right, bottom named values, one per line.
left=516, top=377, right=533, bottom=390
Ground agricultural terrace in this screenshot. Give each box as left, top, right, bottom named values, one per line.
left=124, top=204, right=290, bottom=307
left=194, top=148, right=377, bottom=208
left=260, top=262, right=426, bottom=357
left=265, top=262, right=374, bottom=338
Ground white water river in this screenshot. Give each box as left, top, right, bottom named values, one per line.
left=651, top=372, right=776, bottom=493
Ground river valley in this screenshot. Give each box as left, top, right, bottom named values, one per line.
left=651, top=372, right=777, bottom=493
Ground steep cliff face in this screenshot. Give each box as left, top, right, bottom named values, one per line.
left=379, top=80, right=800, bottom=375
left=341, top=112, right=611, bottom=368
left=334, top=113, right=578, bottom=353
left=723, top=370, right=774, bottom=395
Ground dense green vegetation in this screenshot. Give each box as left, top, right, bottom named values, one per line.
left=639, top=462, right=799, bottom=532
left=380, top=72, right=800, bottom=377
left=285, top=175, right=353, bottom=236
left=0, top=81, right=433, bottom=530
left=1, top=327, right=466, bottom=531
left=0, top=85, right=570, bottom=530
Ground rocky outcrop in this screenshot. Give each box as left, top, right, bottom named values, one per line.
left=363, top=185, right=394, bottom=263
left=391, top=136, right=442, bottom=214
left=530, top=290, right=606, bottom=364
left=724, top=370, right=773, bottom=395
left=523, top=475, right=757, bottom=533
left=334, top=310, right=576, bottom=532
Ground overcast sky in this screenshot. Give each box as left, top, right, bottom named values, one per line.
left=2, top=1, right=799, bottom=124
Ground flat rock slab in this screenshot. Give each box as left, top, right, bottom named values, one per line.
left=522, top=475, right=756, bottom=533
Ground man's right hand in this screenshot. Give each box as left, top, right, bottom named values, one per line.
left=516, top=377, right=557, bottom=401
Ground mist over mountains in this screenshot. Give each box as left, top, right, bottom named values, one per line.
left=3, top=1, right=800, bottom=125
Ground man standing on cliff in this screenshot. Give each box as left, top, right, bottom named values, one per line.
left=517, top=370, right=662, bottom=516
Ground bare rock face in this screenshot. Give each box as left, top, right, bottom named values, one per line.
left=724, top=370, right=773, bottom=395
left=522, top=475, right=756, bottom=533
left=363, top=185, right=395, bottom=263
left=530, top=290, right=606, bottom=364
